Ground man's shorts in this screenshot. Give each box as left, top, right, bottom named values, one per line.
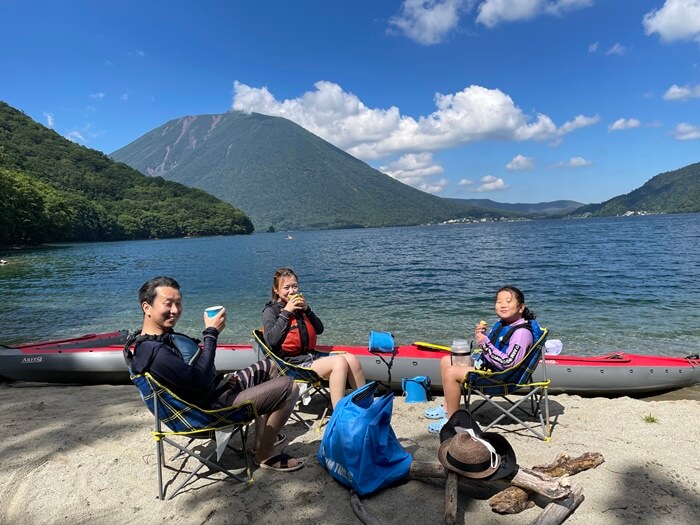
left=221, top=359, right=294, bottom=415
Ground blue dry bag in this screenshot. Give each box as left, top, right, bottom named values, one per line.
left=317, top=382, right=412, bottom=496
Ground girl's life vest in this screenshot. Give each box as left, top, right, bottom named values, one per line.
left=487, top=319, right=543, bottom=351
left=281, top=313, right=318, bottom=356
left=474, top=318, right=543, bottom=371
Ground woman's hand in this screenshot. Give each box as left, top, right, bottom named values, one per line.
left=284, top=293, right=306, bottom=313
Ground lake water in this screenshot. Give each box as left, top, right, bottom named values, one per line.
left=1, top=214, right=699, bottom=358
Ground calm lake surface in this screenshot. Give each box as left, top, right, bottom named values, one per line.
left=1, top=214, right=699, bottom=358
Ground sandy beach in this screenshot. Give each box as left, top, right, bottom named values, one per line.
left=1, top=382, right=698, bottom=525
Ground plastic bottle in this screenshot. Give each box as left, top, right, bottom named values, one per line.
left=451, top=338, right=471, bottom=366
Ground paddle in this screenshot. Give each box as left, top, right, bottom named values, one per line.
left=413, top=341, right=451, bottom=353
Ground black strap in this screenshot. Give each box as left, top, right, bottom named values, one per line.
left=123, top=330, right=200, bottom=362
left=445, top=450, right=496, bottom=474
left=493, top=321, right=533, bottom=350
left=295, top=313, right=310, bottom=353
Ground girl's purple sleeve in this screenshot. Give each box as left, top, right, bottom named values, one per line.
left=481, top=327, right=534, bottom=370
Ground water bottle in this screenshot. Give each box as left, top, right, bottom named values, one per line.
left=451, top=338, right=471, bottom=366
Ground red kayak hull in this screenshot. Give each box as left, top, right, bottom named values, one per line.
left=2, top=331, right=699, bottom=395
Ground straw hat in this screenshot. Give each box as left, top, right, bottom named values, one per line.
left=437, top=410, right=517, bottom=480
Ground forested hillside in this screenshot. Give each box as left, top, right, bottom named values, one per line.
left=0, top=101, right=253, bottom=246
left=445, top=198, right=584, bottom=216
left=573, top=162, right=700, bottom=216
left=112, top=111, right=504, bottom=231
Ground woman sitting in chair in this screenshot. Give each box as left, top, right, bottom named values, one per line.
left=426, top=285, right=539, bottom=434
left=262, top=267, right=365, bottom=408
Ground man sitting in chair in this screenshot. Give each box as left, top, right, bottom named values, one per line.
left=127, top=276, right=304, bottom=472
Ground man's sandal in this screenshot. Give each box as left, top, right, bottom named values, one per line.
left=256, top=453, right=304, bottom=472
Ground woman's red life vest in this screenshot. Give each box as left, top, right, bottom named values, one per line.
left=281, top=313, right=318, bottom=356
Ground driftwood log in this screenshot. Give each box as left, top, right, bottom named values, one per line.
left=444, top=472, right=459, bottom=525
left=350, top=492, right=382, bottom=525
left=410, top=453, right=602, bottom=525
left=489, top=486, right=535, bottom=514
left=486, top=453, right=602, bottom=515
left=410, top=462, right=571, bottom=499
left=532, top=452, right=605, bottom=477
left=350, top=454, right=602, bottom=525
left=529, top=483, right=584, bottom=525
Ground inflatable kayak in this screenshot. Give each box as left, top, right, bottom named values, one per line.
left=1, top=331, right=698, bottom=395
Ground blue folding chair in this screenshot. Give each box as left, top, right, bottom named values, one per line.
left=131, top=372, right=257, bottom=499
left=462, top=328, right=551, bottom=441
left=252, top=329, right=331, bottom=430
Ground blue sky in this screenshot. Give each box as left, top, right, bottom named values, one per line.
left=2, top=1, right=699, bottom=204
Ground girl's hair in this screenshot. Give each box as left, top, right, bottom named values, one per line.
left=271, top=267, right=298, bottom=301
left=496, top=285, right=536, bottom=320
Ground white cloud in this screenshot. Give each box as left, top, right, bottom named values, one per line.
left=558, top=114, right=600, bottom=135
left=133, top=49, right=146, bottom=57
left=555, top=156, right=592, bottom=168
left=66, top=131, right=85, bottom=143
left=506, top=154, right=534, bottom=170
left=44, top=112, right=55, bottom=128
left=606, top=43, right=627, bottom=55
left=120, top=89, right=130, bottom=101
left=419, top=178, right=450, bottom=193
left=379, top=152, right=446, bottom=192
left=544, top=0, right=593, bottom=16
left=588, top=41, right=599, bottom=53
left=458, top=178, right=475, bottom=186
left=472, top=174, right=508, bottom=192
left=478, top=0, right=542, bottom=27
left=90, top=92, right=105, bottom=100
left=388, top=0, right=467, bottom=45
left=671, top=122, right=700, bottom=139
left=643, top=0, right=700, bottom=43
left=663, top=83, right=700, bottom=100
left=388, top=0, right=593, bottom=39
left=477, top=0, right=592, bottom=28
left=608, top=118, right=641, bottom=131
left=232, top=81, right=597, bottom=164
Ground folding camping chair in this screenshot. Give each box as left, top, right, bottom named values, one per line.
left=251, top=329, right=331, bottom=430
left=131, top=373, right=257, bottom=500
left=462, top=328, right=551, bottom=441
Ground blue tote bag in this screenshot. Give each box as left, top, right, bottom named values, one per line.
left=317, top=382, right=412, bottom=496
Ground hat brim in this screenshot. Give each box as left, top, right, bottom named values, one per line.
left=439, top=409, right=482, bottom=443
left=479, top=432, right=518, bottom=480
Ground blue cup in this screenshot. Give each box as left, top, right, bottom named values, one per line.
left=368, top=331, right=395, bottom=353
left=205, top=305, right=224, bottom=318
left=402, top=376, right=431, bottom=403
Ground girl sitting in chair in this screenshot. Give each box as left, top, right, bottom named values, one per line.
left=426, top=285, right=539, bottom=434
left=262, top=267, right=365, bottom=408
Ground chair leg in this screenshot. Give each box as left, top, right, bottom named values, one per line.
left=544, top=389, right=551, bottom=439
left=291, top=384, right=331, bottom=430
left=465, top=388, right=550, bottom=441
left=156, top=436, right=165, bottom=501
left=156, top=427, right=252, bottom=500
